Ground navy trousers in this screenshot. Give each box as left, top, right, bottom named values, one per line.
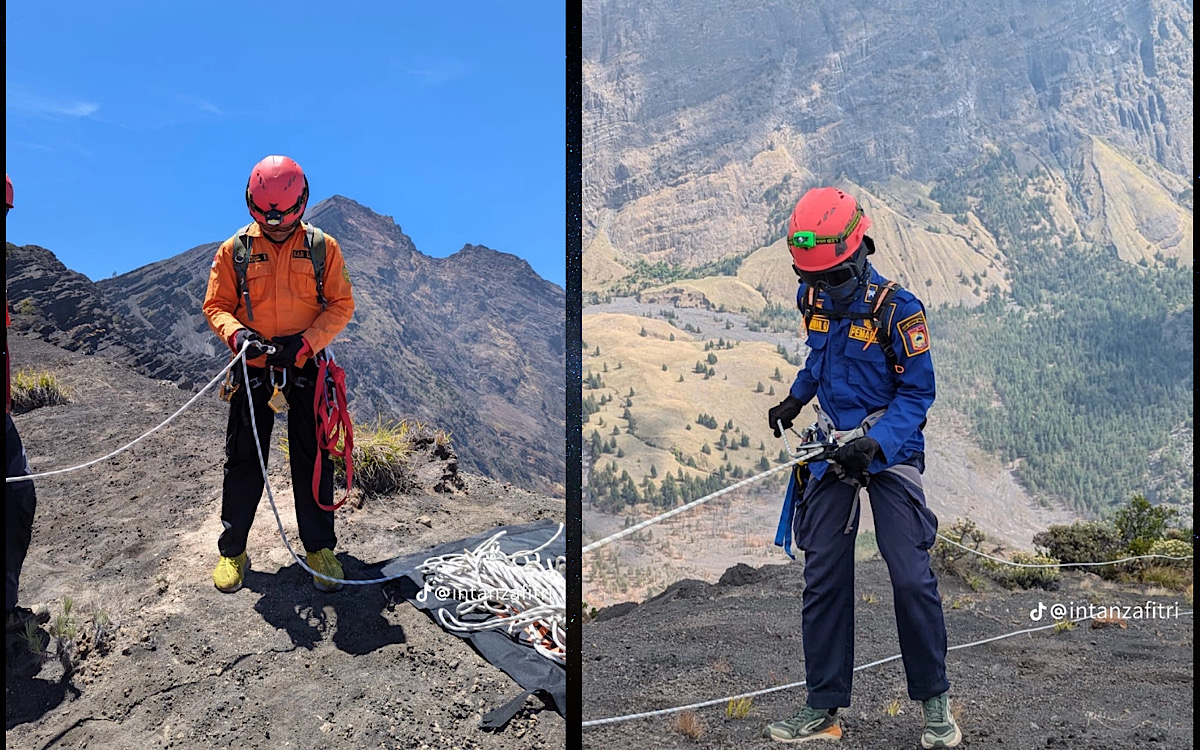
left=6, top=413, right=38, bottom=612
left=794, top=465, right=949, bottom=707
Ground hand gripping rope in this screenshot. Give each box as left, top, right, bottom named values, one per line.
left=312, top=347, right=353, bottom=511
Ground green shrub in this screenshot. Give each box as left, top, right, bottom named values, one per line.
left=11, top=368, right=71, bottom=411
left=1147, top=539, right=1194, bottom=568
left=1032, top=522, right=1122, bottom=564
left=1113, top=495, right=1177, bottom=555
left=981, top=551, right=1062, bottom=590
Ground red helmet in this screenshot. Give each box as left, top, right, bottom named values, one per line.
left=245, top=156, right=308, bottom=229
left=786, top=187, right=872, bottom=272
left=5, top=174, right=13, bottom=209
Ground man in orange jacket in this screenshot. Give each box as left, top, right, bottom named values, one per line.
left=203, top=156, right=354, bottom=594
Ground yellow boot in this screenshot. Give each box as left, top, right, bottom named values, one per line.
left=306, top=548, right=344, bottom=592
left=213, top=552, right=250, bottom=593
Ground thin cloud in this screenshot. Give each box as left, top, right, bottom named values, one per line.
left=392, top=57, right=469, bottom=86
left=174, top=93, right=224, bottom=115
left=6, top=85, right=100, bottom=118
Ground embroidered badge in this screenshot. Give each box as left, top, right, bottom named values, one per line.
left=807, top=315, right=830, bottom=333
left=865, top=283, right=879, bottom=303
left=292, top=249, right=311, bottom=259
left=248, top=253, right=269, bottom=264
left=897, top=311, right=931, bottom=356
left=848, top=323, right=876, bottom=343
left=342, top=266, right=352, bottom=284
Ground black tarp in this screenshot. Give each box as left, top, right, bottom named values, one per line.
left=374, top=519, right=565, bottom=728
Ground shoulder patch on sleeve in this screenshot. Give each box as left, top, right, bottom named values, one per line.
left=897, top=310, right=930, bottom=356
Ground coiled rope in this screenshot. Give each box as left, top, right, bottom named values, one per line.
left=581, top=609, right=1194, bottom=727
left=415, top=525, right=567, bottom=664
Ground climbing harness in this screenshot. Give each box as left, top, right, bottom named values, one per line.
left=415, top=525, right=567, bottom=664
left=312, top=347, right=354, bottom=511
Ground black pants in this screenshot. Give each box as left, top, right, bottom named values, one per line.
left=218, top=361, right=336, bottom=557
left=6, top=413, right=38, bottom=612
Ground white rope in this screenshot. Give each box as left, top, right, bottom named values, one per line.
left=415, top=525, right=567, bottom=663
left=581, top=609, right=1195, bottom=727
left=242, top=351, right=412, bottom=587
left=582, top=457, right=806, bottom=554
left=583, top=447, right=1194, bottom=568
left=7, top=348, right=247, bottom=482
left=934, top=533, right=1193, bottom=567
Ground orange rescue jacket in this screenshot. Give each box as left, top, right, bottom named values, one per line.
left=203, top=221, right=354, bottom=368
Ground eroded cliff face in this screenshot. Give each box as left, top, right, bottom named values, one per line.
left=583, top=0, right=1192, bottom=284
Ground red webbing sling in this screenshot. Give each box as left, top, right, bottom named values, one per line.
left=313, top=353, right=353, bottom=511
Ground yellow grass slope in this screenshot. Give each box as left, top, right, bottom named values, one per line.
left=583, top=312, right=816, bottom=485
left=1074, top=136, right=1192, bottom=264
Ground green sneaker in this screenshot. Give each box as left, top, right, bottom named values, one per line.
left=920, top=692, right=962, bottom=748
left=306, top=548, right=344, bottom=592
left=763, top=705, right=842, bottom=743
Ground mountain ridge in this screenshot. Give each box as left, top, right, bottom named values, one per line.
left=7, top=195, right=565, bottom=495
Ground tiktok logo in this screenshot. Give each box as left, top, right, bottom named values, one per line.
left=1029, top=602, right=1046, bottom=621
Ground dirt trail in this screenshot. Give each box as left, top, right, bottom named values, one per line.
left=5, top=335, right=564, bottom=750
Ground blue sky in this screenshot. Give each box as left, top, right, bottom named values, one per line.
left=6, top=2, right=565, bottom=286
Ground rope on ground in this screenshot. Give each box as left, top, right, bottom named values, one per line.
left=7, top=347, right=247, bottom=483
left=581, top=609, right=1195, bottom=728
left=415, top=524, right=567, bottom=664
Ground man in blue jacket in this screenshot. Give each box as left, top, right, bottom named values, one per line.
left=763, top=187, right=960, bottom=748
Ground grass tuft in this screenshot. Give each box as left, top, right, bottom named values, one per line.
left=726, top=697, right=753, bottom=719
left=673, top=710, right=705, bottom=740
left=11, top=368, right=70, bottom=411
left=884, top=698, right=902, bottom=717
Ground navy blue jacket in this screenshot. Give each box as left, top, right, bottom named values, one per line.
left=790, top=266, right=936, bottom=481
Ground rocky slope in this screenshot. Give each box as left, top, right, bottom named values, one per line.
left=582, top=0, right=1192, bottom=279
left=4, top=335, right=564, bottom=749
left=7, top=196, right=565, bottom=495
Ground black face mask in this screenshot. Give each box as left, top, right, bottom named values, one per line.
left=796, top=246, right=869, bottom=301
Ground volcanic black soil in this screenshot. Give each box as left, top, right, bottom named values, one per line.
left=584, top=550, right=1193, bottom=749
left=5, top=335, right=564, bottom=750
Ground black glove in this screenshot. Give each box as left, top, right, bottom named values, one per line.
left=768, top=395, right=806, bottom=438
left=266, top=333, right=307, bottom=367
left=832, top=436, right=880, bottom=475
left=233, top=329, right=271, bottom=359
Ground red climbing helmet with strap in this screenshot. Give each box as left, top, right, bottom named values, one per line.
left=245, top=155, right=309, bottom=230
left=786, top=187, right=872, bottom=272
